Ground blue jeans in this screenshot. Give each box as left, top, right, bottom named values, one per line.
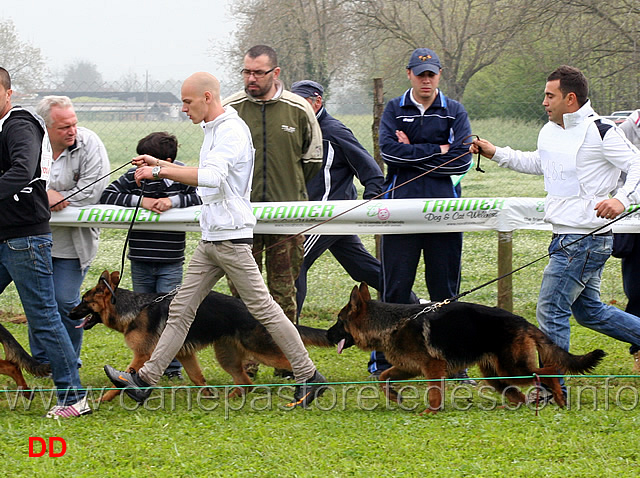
left=130, top=260, right=184, bottom=374
left=130, top=260, right=183, bottom=295
left=537, top=233, right=640, bottom=389
left=0, top=234, right=84, bottom=405
left=29, top=258, right=88, bottom=367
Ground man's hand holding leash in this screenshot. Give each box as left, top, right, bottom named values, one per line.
left=132, top=154, right=161, bottom=186
left=469, top=138, right=496, bottom=159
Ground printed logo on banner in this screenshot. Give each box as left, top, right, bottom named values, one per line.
left=366, top=203, right=390, bottom=221
left=378, top=208, right=390, bottom=220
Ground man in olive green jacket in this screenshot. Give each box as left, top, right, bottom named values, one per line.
left=224, top=45, right=322, bottom=328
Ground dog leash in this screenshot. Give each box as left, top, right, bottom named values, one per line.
left=152, top=286, right=181, bottom=303
left=93, top=175, right=150, bottom=304
left=410, top=207, right=638, bottom=319
left=112, top=179, right=148, bottom=300
left=256, top=135, right=479, bottom=258
left=49, top=160, right=134, bottom=210
left=50, top=159, right=150, bottom=303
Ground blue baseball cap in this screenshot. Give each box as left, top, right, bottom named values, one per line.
left=406, top=48, right=441, bottom=75
left=291, top=80, right=324, bottom=98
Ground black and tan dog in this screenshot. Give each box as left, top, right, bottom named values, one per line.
left=328, top=283, right=606, bottom=413
left=0, top=323, right=51, bottom=399
left=70, top=270, right=330, bottom=401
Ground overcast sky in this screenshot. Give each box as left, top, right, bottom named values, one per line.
left=1, top=0, right=236, bottom=84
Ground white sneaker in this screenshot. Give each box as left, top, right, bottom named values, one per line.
left=45, top=396, right=92, bottom=419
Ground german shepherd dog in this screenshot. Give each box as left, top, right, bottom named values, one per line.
left=69, top=271, right=331, bottom=401
left=328, top=283, right=606, bottom=413
left=0, top=323, right=51, bottom=399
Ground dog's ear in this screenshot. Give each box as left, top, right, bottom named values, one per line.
left=100, top=270, right=110, bottom=285
left=349, top=284, right=364, bottom=311
left=359, top=282, right=371, bottom=301
left=110, top=271, right=121, bottom=287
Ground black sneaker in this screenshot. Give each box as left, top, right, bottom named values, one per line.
left=104, top=365, right=152, bottom=403
left=526, top=384, right=567, bottom=407
left=449, top=370, right=478, bottom=386
left=273, top=368, right=295, bottom=380
left=164, top=370, right=184, bottom=381
left=286, top=370, right=328, bottom=408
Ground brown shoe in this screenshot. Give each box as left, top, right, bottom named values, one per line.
left=633, top=350, right=640, bottom=373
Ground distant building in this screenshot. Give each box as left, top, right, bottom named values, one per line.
left=28, top=91, right=183, bottom=121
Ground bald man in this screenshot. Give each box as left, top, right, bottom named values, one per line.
left=105, top=72, right=328, bottom=408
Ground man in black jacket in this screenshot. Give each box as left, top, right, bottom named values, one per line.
left=290, top=80, right=385, bottom=318
left=0, top=67, right=89, bottom=418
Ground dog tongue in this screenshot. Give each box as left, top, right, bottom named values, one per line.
left=337, top=338, right=346, bottom=355
left=76, top=316, right=91, bottom=329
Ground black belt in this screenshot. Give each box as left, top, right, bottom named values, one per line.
left=202, top=238, right=253, bottom=245
left=552, top=230, right=613, bottom=239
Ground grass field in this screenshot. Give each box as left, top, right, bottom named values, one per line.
left=1, top=117, right=639, bottom=476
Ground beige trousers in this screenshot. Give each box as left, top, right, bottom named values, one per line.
left=138, top=240, right=316, bottom=385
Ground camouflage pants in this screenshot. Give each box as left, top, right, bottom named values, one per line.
left=229, top=234, right=304, bottom=323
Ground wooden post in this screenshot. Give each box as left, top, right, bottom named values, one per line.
left=497, top=231, right=513, bottom=311
left=372, top=78, right=384, bottom=299
left=372, top=78, right=385, bottom=173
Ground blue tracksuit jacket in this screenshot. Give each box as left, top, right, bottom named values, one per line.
left=379, top=88, right=472, bottom=198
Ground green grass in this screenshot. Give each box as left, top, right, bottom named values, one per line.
left=1, top=117, right=639, bottom=475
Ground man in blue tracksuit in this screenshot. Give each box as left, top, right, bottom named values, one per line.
left=370, top=48, right=473, bottom=377
left=290, top=80, right=385, bottom=318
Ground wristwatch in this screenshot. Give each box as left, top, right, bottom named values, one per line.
left=151, top=166, right=162, bottom=179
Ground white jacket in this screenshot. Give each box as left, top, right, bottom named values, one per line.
left=492, top=101, right=640, bottom=234
left=197, top=106, right=257, bottom=241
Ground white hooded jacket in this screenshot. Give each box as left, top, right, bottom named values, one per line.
left=197, top=106, right=257, bottom=241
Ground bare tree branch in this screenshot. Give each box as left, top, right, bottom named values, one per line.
left=0, top=19, right=46, bottom=91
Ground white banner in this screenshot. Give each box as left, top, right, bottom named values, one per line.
left=49, top=198, right=640, bottom=234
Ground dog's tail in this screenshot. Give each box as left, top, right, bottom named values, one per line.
left=533, top=327, right=606, bottom=374
left=0, top=323, right=51, bottom=377
left=296, top=325, right=332, bottom=348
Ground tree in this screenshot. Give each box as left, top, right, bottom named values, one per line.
left=467, top=0, right=640, bottom=117
left=224, top=0, right=639, bottom=117
left=0, top=19, right=46, bottom=91
left=550, top=0, right=640, bottom=112
left=226, top=0, right=357, bottom=96
left=349, top=0, right=555, bottom=102
left=352, top=0, right=639, bottom=116
left=60, top=61, right=104, bottom=91
left=116, top=70, right=144, bottom=92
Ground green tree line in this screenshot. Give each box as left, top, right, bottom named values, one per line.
left=227, top=0, right=640, bottom=121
